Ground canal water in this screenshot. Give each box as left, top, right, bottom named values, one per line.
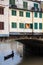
left=0, top=41, right=43, bottom=65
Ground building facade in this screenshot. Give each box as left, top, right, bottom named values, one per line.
left=0, top=0, right=43, bottom=37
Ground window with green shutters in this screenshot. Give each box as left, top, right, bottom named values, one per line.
left=26, top=12, right=30, bottom=17
left=34, top=23, right=38, bottom=29
left=30, top=24, right=33, bottom=29
left=12, top=10, right=16, bottom=16
left=39, top=12, right=42, bottom=18
left=34, top=3, right=38, bottom=8
left=9, top=0, right=15, bottom=5
left=19, top=11, right=23, bottom=17
left=39, top=23, right=42, bottom=29
left=19, top=23, right=24, bottom=28
left=12, top=22, right=17, bottom=28
left=34, top=12, right=38, bottom=17
left=23, top=2, right=27, bottom=9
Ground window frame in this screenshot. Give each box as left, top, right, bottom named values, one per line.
left=39, top=23, right=42, bottom=29
left=23, top=2, right=28, bottom=9
left=19, top=11, right=23, bottom=17
left=12, top=22, right=17, bottom=28
left=34, top=23, right=38, bottom=29
left=34, top=12, right=38, bottom=17
left=19, top=23, right=24, bottom=28
left=12, top=10, right=16, bottom=16
left=0, top=22, right=4, bottom=30
left=26, top=12, right=30, bottom=17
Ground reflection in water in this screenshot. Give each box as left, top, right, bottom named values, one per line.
left=0, top=41, right=22, bottom=65
left=0, top=41, right=43, bottom=65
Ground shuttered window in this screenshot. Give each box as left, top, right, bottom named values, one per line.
left=19, top=23, right=24, bottom=28
left=39, top=23, right=42, bottom=29
left=10, top=0, right=15, bottom=5
left=26, top=12, right=30, bottom=17
left=34, top=12, right=38, bottom=17
left=34, top=3, right=38, bottom=8
left=23, top=2, right=27, bottom=9
left=39, top=12, right=42, bottom=18
left=30, top=24, right=33, bottom=29
left=0, top=22, right=4, bottom=30
left=12, top=10, right=16, bottom=16
left=34, top=23, right=38, bottom=29
left=12, top=22, right=17, bottom=28
left=19, top=11, right=23, bottom=17
left=0, top=7, right=4, bottom=14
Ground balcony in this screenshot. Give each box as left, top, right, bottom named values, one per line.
left=9, top=5, right=17, bottom=9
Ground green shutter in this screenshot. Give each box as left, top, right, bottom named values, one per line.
left=19, top=23, right=24, bottom=28
left=9, top=0, right=15, bottom=5
left=26, top=12, right=30, bottom=17
left=19, top=11, right=23, bottom=17
left=39, top=12, right=42, bottom=18
left=39, top=23, right=42, bottom=29
left=34, top=3, right=38, bottom=8
left=34, top=23, right=38, bottom=29
left=12, top=10, right=16, bottom=16
left=34, top=12, right=37, bottom=17
left=30, top=24, right=33, bottom=29
left=23, top=2, right=27, bottom=9
left=12, top=22, right=17, bottom=28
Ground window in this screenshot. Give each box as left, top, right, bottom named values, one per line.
left=25, top=24, right=30, bottom=29
left=26, top=12, right=30, bottom=17
left=19, top=11, right=23, bottom=17
left=12, top=10, right=16, bottom=16
left=23, top=2, right=27, bottom=9
left=34, top=3, right=38, bottom=8
left=19, top=23, right=24, bottom=28
left=12, top=22, right=17, bottom=28
left=10, top=0, right=15, bottom=5
left=0, top=7, right=4, bottom=14
left=30, top=24, right=33, bottom=29
left=34, top=23, right=38, bottom=29
left=39, top=12, right=42, bottom=18
left=34, top=12, right=38, bottom=17
left=39, top=23, right=42, bottom=29
left=0, top=22, right=4, bottom=30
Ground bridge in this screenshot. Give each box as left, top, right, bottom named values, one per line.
left=0, top=35, right=43, bottom=57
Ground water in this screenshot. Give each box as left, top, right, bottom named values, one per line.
left=0, top=41, right=22, bottom=65
left=0, top=41, right=43, bottom=65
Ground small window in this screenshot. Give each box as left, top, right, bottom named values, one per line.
left=0, top=7, right=4, bottom=14
left=34, top=3, right=38, bottom=8
left=23, top=2, right=27, bottom=9
left=12, top=10, right=16, bottom=16
left=39, top=23, right=42, bottom=29
left=39, top=12, right=42, bottom=18
left=34, top=23, right=38, bottom=29
left=19, top=11, right=23, bottom=17
left=10, top=0, right=15, bottom=5
left=0, top=22, right=4, bottom=30
left=26, top=12, right=30, bottom=17
left=25, top=23, right=30, bottom=29
left=34, top=12, right=38, bottom=17
left=12, top=22, right=17, bottom=28
left=19, top=23, right=24, bottom=28
left=30, top=24, right=33, bottom=29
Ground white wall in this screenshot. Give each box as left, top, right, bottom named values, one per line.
left=15, top=0, right=40, bottom=10
left=0, top=6, right=9, bottom=36
left=0, top=0, right=9, bottom=6
left=9, top=9, right=32, bottom=33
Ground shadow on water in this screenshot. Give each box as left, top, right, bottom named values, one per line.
left=18, top=44, right=43, bottom=65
